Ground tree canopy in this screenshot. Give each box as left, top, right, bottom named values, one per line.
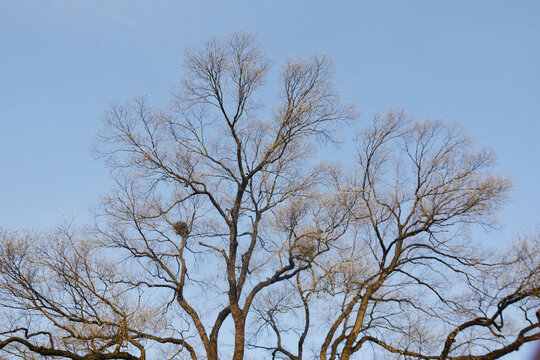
left=0, top=32, right=538, bottom=360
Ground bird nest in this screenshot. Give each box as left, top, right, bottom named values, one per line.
left=172, top=221, right=189, bottom=237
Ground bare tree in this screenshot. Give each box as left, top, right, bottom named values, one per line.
left=0, top=225, right=188, bottom=360
left=0, top=33, right=538, bottom=360
left=254, top=110, right=539, bottom=360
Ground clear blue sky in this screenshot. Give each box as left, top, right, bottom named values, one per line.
left=0, top=1, right=539, bottom=358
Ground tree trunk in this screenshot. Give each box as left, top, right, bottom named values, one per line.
left=232, top=315, right=246, bottom=360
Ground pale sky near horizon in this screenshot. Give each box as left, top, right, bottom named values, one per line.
left=0, top=1, right=539, bottom=359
